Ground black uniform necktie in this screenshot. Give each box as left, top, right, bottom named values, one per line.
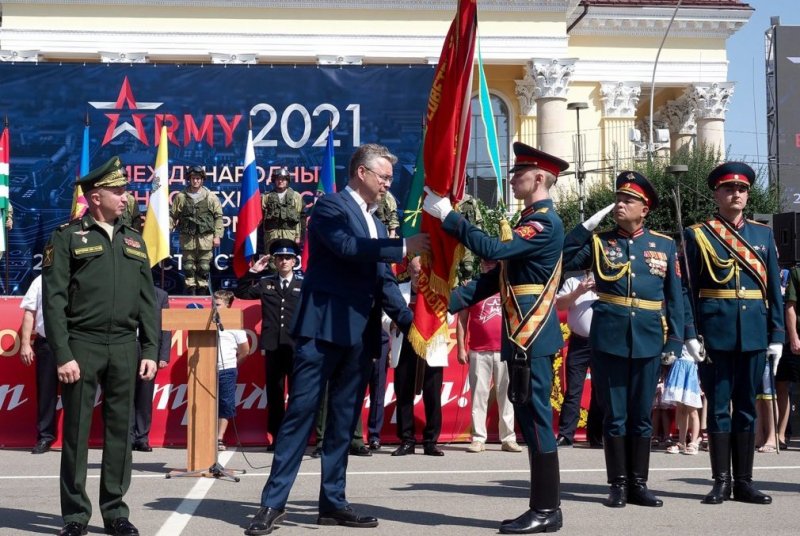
left=282, top=280, right=288, bottom=291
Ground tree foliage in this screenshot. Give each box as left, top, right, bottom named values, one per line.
left=556, top=146, right=780, bottom=236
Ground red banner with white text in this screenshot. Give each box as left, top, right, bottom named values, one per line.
left=0, top=297, right=588, bottom=448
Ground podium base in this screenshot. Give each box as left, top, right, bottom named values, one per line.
left=166, top=462, right=246, bottom=482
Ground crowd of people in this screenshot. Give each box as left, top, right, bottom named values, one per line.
left=15, top=141, right=799, bottom=536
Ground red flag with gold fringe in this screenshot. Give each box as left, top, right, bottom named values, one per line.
left=408, top=0, right=477, bottom=362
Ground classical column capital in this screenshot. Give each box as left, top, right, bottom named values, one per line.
left=662, top=94, right=697, bottom=136
left=515, top=78, right=538, bottom=116
left=599, top=82, right=641, bottom=117
left=690, top=82, right=735, bottom=120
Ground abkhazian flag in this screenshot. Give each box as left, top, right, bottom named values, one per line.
left=70, top=123, right=91, bottom=220
left=400, top=131, right=426, bottom=237
left=409, top=0, right=477, bottom=362
left=232, top=129, right=263, bottom=277
left=142, top=125, right=170, bottom=267
left=476, top=34, right=503, bottom=199
left=0, top=126, right=9, bottom=253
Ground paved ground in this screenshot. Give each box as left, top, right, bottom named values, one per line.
left=1, top=439, right=799, bottom=535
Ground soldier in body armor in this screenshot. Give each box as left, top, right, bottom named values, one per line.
left=456, top=192, right=482, bottom=283
left=262, top=167, right=303, bottom=253
left=119, top=192, right=143, bottom=232
left=375, top=190, right=399, bottom=237
left=169, top=166, right=223, bottom=295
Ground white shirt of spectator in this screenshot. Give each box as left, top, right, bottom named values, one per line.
left=557, top=274, right=598, bottom=339
left=217, top=329, right=248, bottom=370
left=20, top=275, right=46, bottom=338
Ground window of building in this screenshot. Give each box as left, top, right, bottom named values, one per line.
left=465, top=92, right=510, bottom=207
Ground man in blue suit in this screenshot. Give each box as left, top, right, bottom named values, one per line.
left=684, top=162, right=784, bottom=506
left=424, top=142, right=569, bottom=534
left=244, top=144, right=430, bottom=536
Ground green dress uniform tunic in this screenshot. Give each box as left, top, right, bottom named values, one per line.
left=42, top=213, right=157, bottom=527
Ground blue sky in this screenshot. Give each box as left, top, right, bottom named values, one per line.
left=725, top=0, right=797, bottom=168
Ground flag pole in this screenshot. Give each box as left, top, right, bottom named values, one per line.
left=3, top=115, right=10, bottom=295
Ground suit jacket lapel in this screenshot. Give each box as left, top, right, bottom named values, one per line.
left=340, top=190, right=371, bottom=238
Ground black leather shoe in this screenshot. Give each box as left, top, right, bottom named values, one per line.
left=104, top=517, right=139, bottom=535
left=604, top=482, right=627, bottom=508
left=245, top=507, right=286, bottom=535
left=318, top=506, right=378, bottom=528
left=368, top=440, right=381, bottom=451
left=423, top=444, right=444, bottom=456
left=391, top=441, right=416, bottom=456
left=499, top=508, right=562, bottom=534
left=132, top=442, right=152, bottom=452
left=31, top=438, right=53, bottom=454
left=310, top=446, right=323, bottom=458
left=350, top=445, right=372, bottom=457
left=555, top=435, right=573, bottom=448
left=59, top=522, right=87, bottom=536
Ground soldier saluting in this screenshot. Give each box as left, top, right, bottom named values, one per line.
left=683, top=162, right=784, bottom=505
left=563, top=172, right=697, bottom=509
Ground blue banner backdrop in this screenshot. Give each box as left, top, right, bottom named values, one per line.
left=0, top=63, right=433, bottom=294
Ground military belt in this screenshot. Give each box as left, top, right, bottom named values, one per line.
left=510, top=284, right=545, bottom=296
left=597, top=292, right=662, bottom=311
left=699, top=289, right=763, bottom=300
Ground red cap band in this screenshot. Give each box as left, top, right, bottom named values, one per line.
left=714, top=173, right=750, bottom=189
left=617, top=183, right=651, bottom=207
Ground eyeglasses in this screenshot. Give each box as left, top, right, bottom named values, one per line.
left=362, top=166, right=393, bottom=186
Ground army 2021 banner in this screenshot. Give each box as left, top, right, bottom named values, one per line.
left=0, top=63, right=434, bottom=294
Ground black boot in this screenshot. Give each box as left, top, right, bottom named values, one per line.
left=603, top=436, right=627, bottom=508
left=731, top=432, right=772, bottom=504
left=186, top=286, right=196, bottom=296
left=500, top=451, right=562, bottom=534
left=703, top=432, right=731, bottom=504
left=627, top=436, right=663, bottom=507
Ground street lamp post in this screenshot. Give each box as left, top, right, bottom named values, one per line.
left=568, top=101, right=589, bottom=222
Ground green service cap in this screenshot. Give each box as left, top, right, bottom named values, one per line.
left=77, top=156, right=128, bottom=191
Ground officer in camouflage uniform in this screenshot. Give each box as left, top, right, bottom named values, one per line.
left=456, top=192, right=482, bottom=283
left=119, top=192, right=143, bottom=232
left=262, top=166, right=303, bottom=253
left=170, top=165, right=223, bottom=295
left=42, top=156, right=157, bottom=536
left=375, top=190, right=399, bottom=237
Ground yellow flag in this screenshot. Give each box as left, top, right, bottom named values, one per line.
left=142, top=126, right=170, bottom=267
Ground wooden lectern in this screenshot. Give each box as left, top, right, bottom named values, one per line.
left=162, top=306, right=242, bottom=476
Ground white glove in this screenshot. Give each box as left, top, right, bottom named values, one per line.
left=660, top=351, right=676, bottom=366
left=767, top=343, right=783, bottom=376
left=686, top=338, right=705, bottom=363
left=422, top=186, right=453, bottom=222
left=582, top=203, right=615, bottom=231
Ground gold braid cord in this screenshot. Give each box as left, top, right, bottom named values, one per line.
left=692, top=227, right=737, bottom=285
left=592, top=234, right=630, bottom=282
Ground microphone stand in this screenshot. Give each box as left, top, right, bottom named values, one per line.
left=167, top=264, right=245, bottom=482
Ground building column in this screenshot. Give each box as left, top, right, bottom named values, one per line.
left=514, top=73, right=537, bottom=148
left=516, top=58, right=576, bottom=161
left=690, top=82, right=734, bottom=158
left=662, top=91, right=696, bottom=154
left=600, top=81, right=641, bottom=167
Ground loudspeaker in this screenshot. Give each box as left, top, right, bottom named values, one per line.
left=772, top=212, right=800, bottom=265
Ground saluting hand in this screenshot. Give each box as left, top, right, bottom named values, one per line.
left=250, top=254, right=271, bottom=273
left=58, top=360, right=81, bottom=384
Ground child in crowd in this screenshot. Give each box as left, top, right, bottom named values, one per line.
left=755, top=361, right=777, bottom=453
left=663, top=344, right=703, bottom=454
left=213, top=290, right=251, bottom=451
left=651, top=366, right=674, bottom=448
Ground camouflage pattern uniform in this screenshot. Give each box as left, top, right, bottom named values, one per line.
left=118, top=192, right=144, bottom=232
left=170, top=186, right=223, bottom=293
left=262, top=187, right=303, bottom=252
left=456, top=193, right=482, bottom=283
left=375, top=190, right=399, bottom=237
